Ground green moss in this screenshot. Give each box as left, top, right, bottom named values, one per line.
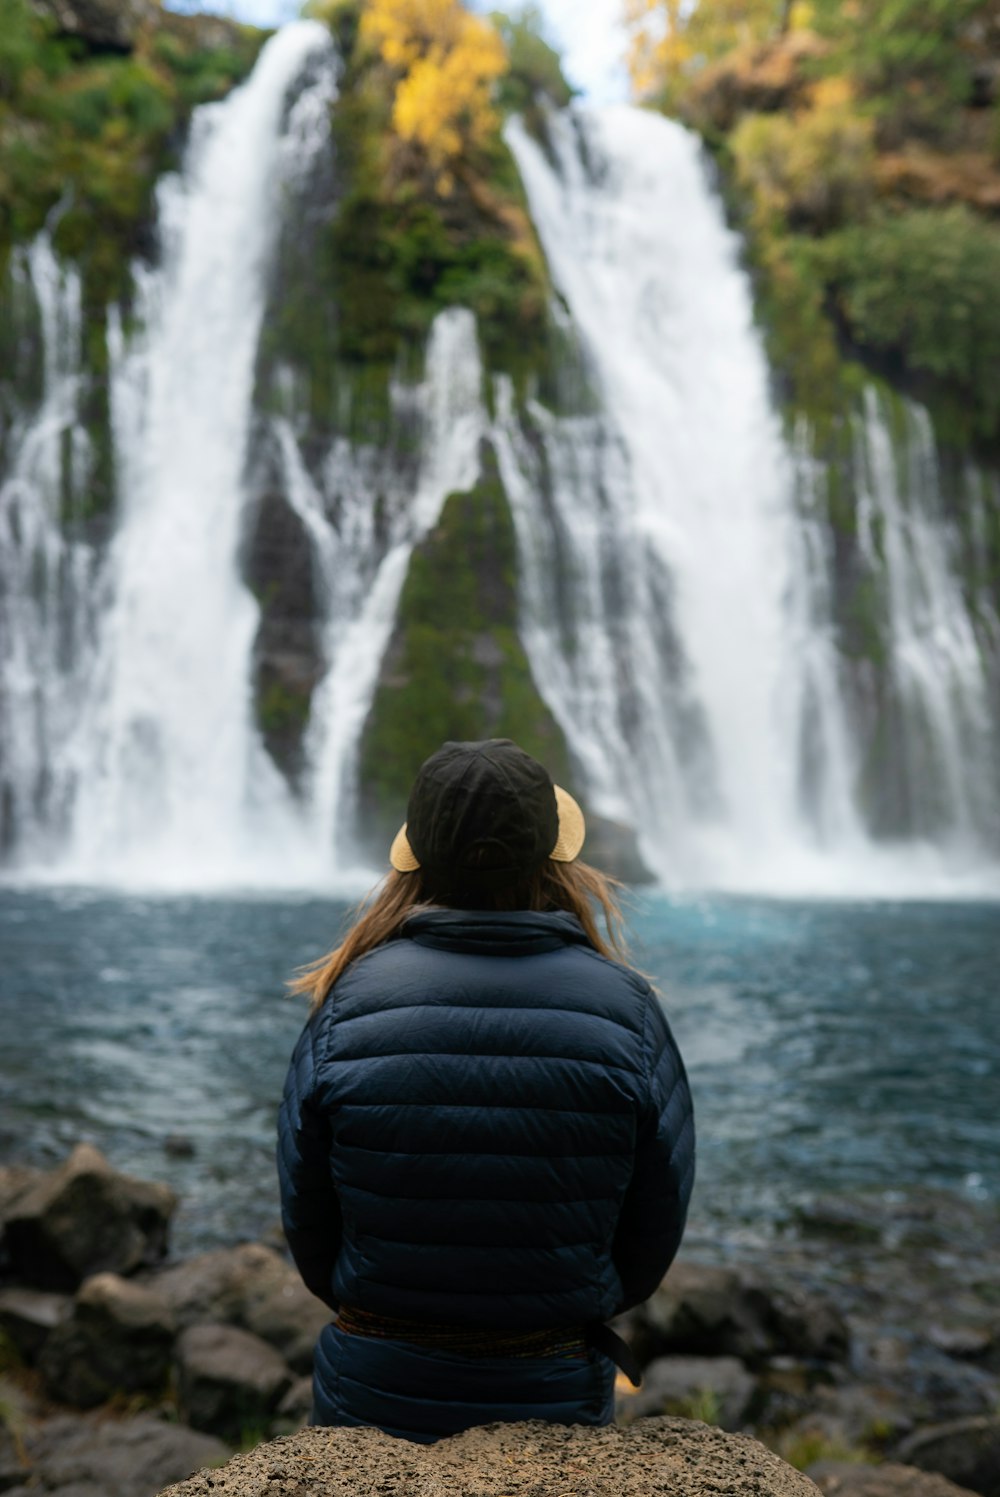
left=0, top=251, right=44, bottom=421
left=280, top=1, right=553, bottom=393
left=813, top=205, right=1000, bottom=445
left=359, top=443, right=572, bottom=842
left=258, top=678, right=312, bottom=738
left=0, top=0, right=266, bottom=306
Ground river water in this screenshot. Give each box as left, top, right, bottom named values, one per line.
left=1, top=887, right=996, bottom=1258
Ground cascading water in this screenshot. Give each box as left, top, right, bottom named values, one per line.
left=0, top=25, right=341, bottom=886
left=2, top=49, right=998, bottom=894
left=273, top=308, right=485, bottom=866
left=502, top=107, right=1000, bottom=893
left=0, top=23, right=489, bottom=888
left=0, top=240, right=103, bottom=863
left=501, top=107, right=839, bottom=886
left=65, top=23, right=343, bottom=886
left=851, top=389, right=998, bottom=846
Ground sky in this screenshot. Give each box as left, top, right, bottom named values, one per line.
left=178, top=0, right=631, bottom=102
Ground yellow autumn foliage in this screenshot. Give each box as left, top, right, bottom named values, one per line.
left=731, top=93, right=874, bottom=230
left=359, top=0, right=507, bottom=175
left=624, top=0, right=795, bottom=101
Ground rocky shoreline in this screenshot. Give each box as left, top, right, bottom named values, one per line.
left=1, top=1147, right=998, bottom=1496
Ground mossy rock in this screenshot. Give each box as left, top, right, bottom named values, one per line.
left=357, top=441, right=574, bottom=857
left=244, top=486, right=325, bottom=785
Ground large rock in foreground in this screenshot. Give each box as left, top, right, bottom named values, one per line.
left=159, top=1416, right=820, bottom=1497
left=3, top=1143, right=176, bottom=1290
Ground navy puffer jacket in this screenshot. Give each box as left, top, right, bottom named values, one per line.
left=277, top=907, right=695, bottom=1436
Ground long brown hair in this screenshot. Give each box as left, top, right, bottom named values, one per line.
left=289, top=859, right=630, bottom=1011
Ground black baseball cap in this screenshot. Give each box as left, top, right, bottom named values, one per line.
left=389, top=739, right=585, bottom=882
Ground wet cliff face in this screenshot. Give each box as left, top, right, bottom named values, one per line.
left=356, top=441, right=575, bottom=860
left=2, top=4, right=1000, bottom=883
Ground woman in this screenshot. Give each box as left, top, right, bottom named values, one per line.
left=277, top=738, right=694, bottom=1442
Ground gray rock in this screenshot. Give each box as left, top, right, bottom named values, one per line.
left=40, top=1272, right=175, bottom=1408
left=29, top=0, right=156, bottom=52
left=894, top=1417, right=1000, bottom=1497
left=4, top=1144, right=176, bottom=1291
left=272, top=1375, right=313, bottom=1433
left=22, top=1410, right=228, bottom=1497
left=0, top=1164, right=42, bottom=1274
left=0, top=1286, right=71, bottom=1363
left=617, top=1353, right=756, bottom=1430
left=157, top=1416, right=822, bottom=1497
left=0, top=1165, right=41, bottom=1220
left=0, top=1421, right=30, bottom=1492
left=631, top=1260, right=849, bottom=1367
left=148, top=1242, right=329, bottom=1373
left=927, top=1325, right=996, bottom=1362
left=163, top=1136, right=197, bottom=1161
left=585, top=814, right=654, bottom=883
left=809, top=1462, right=981, bottom=1497
left=175, top=1323, right=293, bottom=1442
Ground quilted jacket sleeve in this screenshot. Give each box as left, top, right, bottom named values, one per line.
left=276, top=1005, right=342, bottom=1309
left=611, top=985, right=695, bottom=1312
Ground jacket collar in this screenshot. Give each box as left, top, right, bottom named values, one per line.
left=401, top=908, right=591, bottom=958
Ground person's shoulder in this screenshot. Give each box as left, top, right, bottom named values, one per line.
left=572, top=940, right=656, bottom=1001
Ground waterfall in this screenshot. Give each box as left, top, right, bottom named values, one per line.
left=0, top=25, right=339, bottom=885
left=2, top=52, right=998, bottom=894
left=502, top=107, right=1000, bottom=894
left=0, top=240, right=103, bottom=863
left=276, top=308, right=485, bottom=867
left=0, top=24, right=488, bottom=889
left=851, top=389, right=999, bottom=845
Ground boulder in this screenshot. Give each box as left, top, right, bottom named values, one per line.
left=629, top=1260, right=849, bottom=1368
left=0, top=1164, right=43, bottom=1272
left=894, top=1417, right=1000, bottom=1497
left=616, top=1353, right=756, bottom=1430
left=274, top=1375, right=313, bottom=1432
left=0, top=1285, right=71, bottom=1363
left=30, top=0, right=156, bottom=52
left=3, top=1144, right=176, bottom=1290
left=148, top=1242, right=329, bottom=1373
left=810, top=1464, right=981, bottom=1497
left=21, top=1410, right=228, bottom=1497
left=156, top=1416, right=822, bottom=1497
left=585, top=814, right=653, bottom=884
left=40, top=1272, right=175, bottom=1408
left=774, top=1378, right=912, bottom=1452
left=175, top=1323, right=294, bottom=1441
left=0, top=1165, right=41, bottom=1220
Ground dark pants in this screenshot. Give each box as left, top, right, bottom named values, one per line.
left=312, top=1322, right=616, bottom=1444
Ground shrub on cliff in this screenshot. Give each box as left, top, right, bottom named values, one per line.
left=816, top=204, right=1000, bottom=440
left=292, top=0, right=550, bottom=383
left=0, top=0, right=264, bottom=300
left=731, top=84, right=876, bottom=233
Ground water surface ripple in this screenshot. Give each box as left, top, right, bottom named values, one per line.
left=1, top=889, right=996, bottom=1255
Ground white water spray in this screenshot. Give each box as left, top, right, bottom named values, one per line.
left=503, top=107, right=1000, bottom=894
left=61, top=23, right=338, bottom=886
left=0, top=241, right=104, bottom=864
left=288, top=309, right=486, bottom=867
left=2, top=67, right=998, bottom=896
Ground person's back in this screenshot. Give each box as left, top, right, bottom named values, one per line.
left=278, top=740, right=694, bottom=1442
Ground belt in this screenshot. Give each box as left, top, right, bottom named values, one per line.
left=334, top=1307, right=642, bottom=1387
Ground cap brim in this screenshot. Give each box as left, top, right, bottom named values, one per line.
left=550, top=785, right=585, bottom=862
left=388, top=785, right=586, bottom=872
left=389, top=823, right=421, bottom=872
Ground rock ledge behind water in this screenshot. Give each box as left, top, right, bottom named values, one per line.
left=158, top=1416, right=820, bottom=1497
